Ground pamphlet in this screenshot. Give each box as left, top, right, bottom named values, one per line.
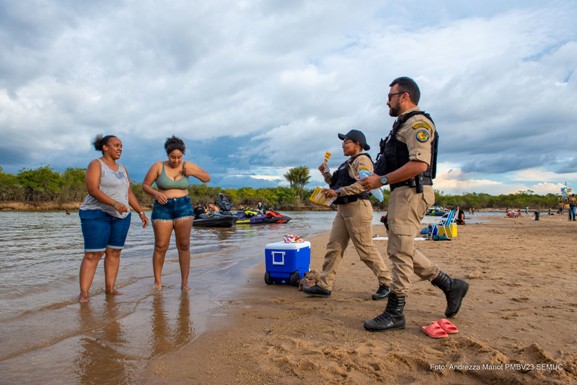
left=309, top=186, right=336, bottom=206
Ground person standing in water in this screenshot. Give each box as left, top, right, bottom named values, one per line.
left=78, top=134, right=149, bottom=303
left=142, top=136, right=210, bottom=291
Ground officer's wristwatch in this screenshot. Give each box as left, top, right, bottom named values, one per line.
left=380, top=175, right=389, bottom=186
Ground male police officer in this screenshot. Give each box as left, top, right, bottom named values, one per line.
left=360, top=77, right=468, bottom=332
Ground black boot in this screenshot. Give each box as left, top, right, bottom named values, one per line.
left=432, top=271, right=468, bottom=318
left=303, top=284, right=331, bottom=298
left=372, top=284, right=391, bottom=301
left=363, top=292, right=406, bottom=332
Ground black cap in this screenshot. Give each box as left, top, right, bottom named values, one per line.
left=338, top=129, right=370, bottom=151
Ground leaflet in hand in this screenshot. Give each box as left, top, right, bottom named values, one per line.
left=309, top=187, right=336, bottom=206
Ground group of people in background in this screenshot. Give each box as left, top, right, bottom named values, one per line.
left=192, top=201, right=220, bottom=219
left=77, top=76, right=469, bottom=336
left=556, top=198, right=577, bottom=220
left=78, top=135, right=209, bottom=302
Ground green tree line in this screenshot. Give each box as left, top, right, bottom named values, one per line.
left=0, top=165, right=563, bottom=211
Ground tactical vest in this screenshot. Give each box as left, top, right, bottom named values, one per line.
left=374, top=111, right=438, bottom=191
left=330, top=153, right=371, bottom=204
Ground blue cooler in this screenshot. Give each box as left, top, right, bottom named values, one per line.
left=264, top=241, right=311, bottom=286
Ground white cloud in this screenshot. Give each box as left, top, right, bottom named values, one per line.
left=0, top=0, right=576, bottom=195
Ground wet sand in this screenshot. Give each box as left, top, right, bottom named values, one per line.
left=144, top=215, right=577, bottom=385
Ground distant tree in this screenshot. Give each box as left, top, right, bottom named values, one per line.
left=17, top=166, right=62, bottom=202
left=60, top=168, right=87, bottom=201
left=284, top=166, right=311, bottom=200
left=0, top=170, right=21, bottom=200
left=271, top=187, right=299, bottom=208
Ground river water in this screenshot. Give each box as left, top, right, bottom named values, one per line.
left=0, top=210, right=346, bottom=384
left=0, top=209, right=491, bottom=384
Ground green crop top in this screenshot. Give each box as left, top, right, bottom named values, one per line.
left=155, top=162, right=190, bottom=190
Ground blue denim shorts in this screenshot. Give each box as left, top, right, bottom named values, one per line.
left=79, top=210, right=131, bottom=252
left=152, top=196, right=194, bottom=221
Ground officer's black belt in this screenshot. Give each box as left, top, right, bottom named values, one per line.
left=390, top=176, right=432, bottom=191
left=334, top=196, right=369, bottom=205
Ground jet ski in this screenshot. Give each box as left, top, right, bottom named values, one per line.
left=235, top=209, right=291, bottom=225
left=192, top=194, right=237, bottom=228
left=193, top=211, right=237, bottom=227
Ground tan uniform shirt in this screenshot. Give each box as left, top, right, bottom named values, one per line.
left=395, top=106, right=435, bottom=166
left=323, top=153, right=373, bottom=196
left=388, top=106, right=436, bottom=235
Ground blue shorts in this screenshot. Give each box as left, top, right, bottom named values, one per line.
left=152, top=196, right=194, bottom=221
left=79, top=210, right=131, bottom=252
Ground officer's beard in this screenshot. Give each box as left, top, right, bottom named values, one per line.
left=389, top=106, right=400, bottom=117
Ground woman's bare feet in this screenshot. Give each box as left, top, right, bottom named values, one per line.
left=154, top=282, right=162, bottom=290
left=105, top=289, right=125, bottom=296
left=181, top=284, right=191, bottom=291
left=78, top=294, right=90, bottom=303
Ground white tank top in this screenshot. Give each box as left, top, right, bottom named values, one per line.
left=80, top=159, right=130, bottom=219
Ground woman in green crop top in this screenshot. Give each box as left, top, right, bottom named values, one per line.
left=142, top=136, right=211, bottom=291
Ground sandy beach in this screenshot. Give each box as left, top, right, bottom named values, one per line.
left=143, top=214, right=577, bottom=385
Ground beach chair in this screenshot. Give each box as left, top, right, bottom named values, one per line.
left=431, top=209, right=457, bottom=240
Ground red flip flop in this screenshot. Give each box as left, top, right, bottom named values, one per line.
left=437, top=318, right=459, bottom=334
left=421, top=321, right=448, bottom=338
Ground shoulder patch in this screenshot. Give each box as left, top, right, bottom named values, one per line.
left=416, top=129, right=430, bottom=143
left=412, top=121, right=432, bottom=131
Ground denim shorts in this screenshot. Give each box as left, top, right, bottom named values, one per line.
left=79, top=210, right=131, bottom=252
left=151, top=196, right=194, bottom=221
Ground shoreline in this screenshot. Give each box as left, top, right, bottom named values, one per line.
left=0, top=200, right=541, bottom=214
left=0, top=201, right=334, bottom=212
left=144, top=215, right=577, bottom=385
left=0, top=201, right=83, bottom=211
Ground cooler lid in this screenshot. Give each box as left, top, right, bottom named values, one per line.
left=265, top=241, right=311, bottom=250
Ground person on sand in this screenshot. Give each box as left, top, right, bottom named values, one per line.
left=78, top=134, right=149, bottom=303
left=361, top=77, right=468, bottom=332
left=142, top=136, right=210, bottom=291
left=569, top=194, right=576, bottom=221
left=303, top=129, right=393, bottom=300
left=456, top=206, right=466, bottom=225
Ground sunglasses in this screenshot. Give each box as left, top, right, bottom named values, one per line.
left=387, top=92, right=406, bottom=100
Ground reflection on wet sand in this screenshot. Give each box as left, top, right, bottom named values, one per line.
left=74, top=292, right=195, bottom=385
left=151, top=292, right=194, bottom=355
left=76, top=297, right=132, bottom=385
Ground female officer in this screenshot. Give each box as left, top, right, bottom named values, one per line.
left=304, top=129, right=392, bottom=300
left=142, top=136, right=210, bottom=291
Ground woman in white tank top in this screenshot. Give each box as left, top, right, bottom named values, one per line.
left=78, top=134, right=149, bottom=303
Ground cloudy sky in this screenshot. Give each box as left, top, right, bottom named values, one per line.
left=1, top=0, right=576, bottom=196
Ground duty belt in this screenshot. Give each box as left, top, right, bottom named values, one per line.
left=390, top=176, right=433, bottom=191
left=334, top=196, right=369, bottom=205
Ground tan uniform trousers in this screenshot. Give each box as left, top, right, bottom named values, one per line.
left=386, top=185, right=439, bottom=296
left=318, top=199, right=392, bottom=290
